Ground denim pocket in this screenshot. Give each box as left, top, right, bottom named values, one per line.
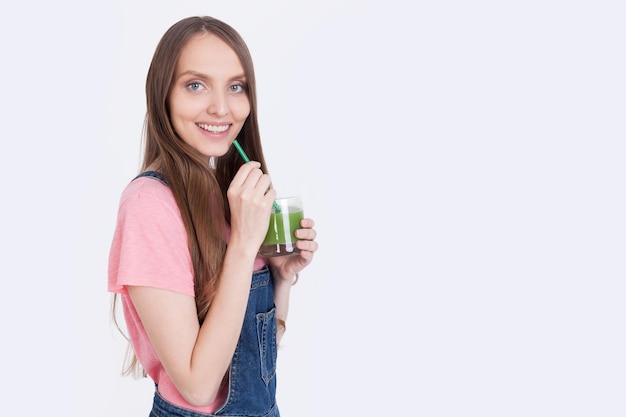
left=256, top=307, right=278, bottom=385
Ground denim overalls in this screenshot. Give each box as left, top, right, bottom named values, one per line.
left=135, top=172, right=280, bottom=417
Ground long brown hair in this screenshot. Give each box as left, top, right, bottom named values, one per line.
left=143, top=16, right=269, bottom=322
left=114, top=16, right=269, bottom=377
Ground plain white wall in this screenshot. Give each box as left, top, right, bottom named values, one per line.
left=1, top=0, right=625, bottom=416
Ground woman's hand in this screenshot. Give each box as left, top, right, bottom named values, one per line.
left=227, top=161, right=276, bottom=251
left=268, top=217, right=318, bottom=282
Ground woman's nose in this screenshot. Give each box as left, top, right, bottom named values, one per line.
left=207, top=92, right=228, bottom=117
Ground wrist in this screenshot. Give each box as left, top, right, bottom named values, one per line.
left=225, top=238, right=261, bottom=262
left=274, top=273, right=299, bottom=288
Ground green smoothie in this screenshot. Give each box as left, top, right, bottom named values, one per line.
left=259, top=207, right=304, bottom=257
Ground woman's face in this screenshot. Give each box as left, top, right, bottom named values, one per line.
left=168, top=33, right=251, bottom=158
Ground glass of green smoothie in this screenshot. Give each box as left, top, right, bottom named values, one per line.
left=258, top=196, right=304, bottom=257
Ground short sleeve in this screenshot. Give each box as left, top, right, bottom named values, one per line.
left=108, top=179, right=194, bottom=297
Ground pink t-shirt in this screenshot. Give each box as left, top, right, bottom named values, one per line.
left=108, top=176, right=268, bottom=413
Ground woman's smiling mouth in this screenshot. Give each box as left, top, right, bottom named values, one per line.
left=197, top=123, right=230, bottom=133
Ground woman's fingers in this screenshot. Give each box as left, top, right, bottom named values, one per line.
left=295, top=227, right=316, bottom=240
left=228, top=161, right=274, bottom=200
left=295, top=217, right=317, bottom=252
left=229, top=161, right=262, bottom=189
left=295, top=239, right=318, bottom=254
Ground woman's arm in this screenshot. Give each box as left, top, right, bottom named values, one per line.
left=128, top=162, right=276, bottom=407
left=128, top=241, right=257, bottom=406
left=272, top=274, right=294, bottom=342
left=269, top=217, right=318, bottom=343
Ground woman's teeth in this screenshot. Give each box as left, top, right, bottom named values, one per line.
left=198, top=123, right=229, bottom=133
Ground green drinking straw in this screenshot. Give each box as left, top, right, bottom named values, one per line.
left=233, top=139, right=281, bottom=212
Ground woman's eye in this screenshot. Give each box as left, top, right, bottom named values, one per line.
left=229, top=84, right=246, bottom=93
left=187, top=82, right=203, bottom=91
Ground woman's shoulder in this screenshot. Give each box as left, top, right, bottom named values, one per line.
left=119, top=174, right=178, bottom=214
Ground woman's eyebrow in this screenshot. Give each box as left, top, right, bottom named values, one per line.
left=177, top=70, right=246, bottom=81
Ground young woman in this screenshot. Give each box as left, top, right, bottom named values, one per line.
left=108, top=16, right=318, bottom=416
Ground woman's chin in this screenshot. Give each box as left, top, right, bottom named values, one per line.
left=198, top=146, right=229, bottom=160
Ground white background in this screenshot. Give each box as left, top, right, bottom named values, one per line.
left=1, top=0, right=624, bottom=416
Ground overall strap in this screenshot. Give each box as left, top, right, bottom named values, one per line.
left=133, top=171, right=168, bottom=186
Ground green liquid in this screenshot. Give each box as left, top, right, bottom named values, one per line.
left=259, top=208, right=303, bottom=256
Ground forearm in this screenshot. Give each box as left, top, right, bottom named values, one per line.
left=273, top=273, right=296, bottom=343
left=273, top=275, right=294, bottom=321
left=183, top=243, right=258, bottom=404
